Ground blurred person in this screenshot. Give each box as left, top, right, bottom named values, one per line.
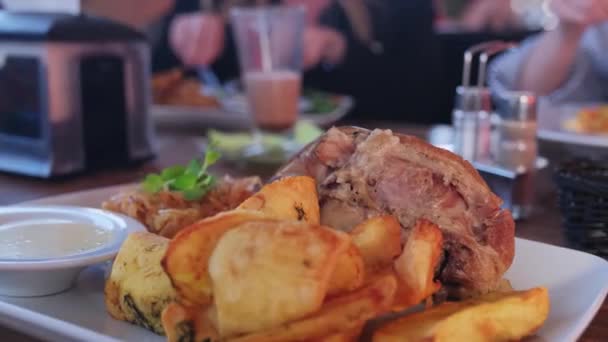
left=162, top=0, right=347, bottom=71
left=435, top=0, right=519, bottom=31
left=489, top=0, right=608, bottom=103
left=1, top=0, right=174, bottom=30
left=81, top=0, right=174, bottom=29
left=157, top=0, right=444, bottom=122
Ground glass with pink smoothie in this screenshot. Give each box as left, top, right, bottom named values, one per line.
left=231, top=5, right=305, bottom=157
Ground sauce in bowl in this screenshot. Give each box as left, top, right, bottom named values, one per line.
left=0, top=219, right=112, bottom=259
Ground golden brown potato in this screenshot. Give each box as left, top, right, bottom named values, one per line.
left=327, top=242, right=366, bottom=297
left=496, top=278, right=514, bottom=293
left=104, top=232, right=176, bottom=334
left=393, top=219, right=444, bottom=309
left=162, top=302, right=219, bottom=342
left=313, top=325, right=364, bottom=342
left=209, top=220, right=351, bottom=337
left=162, top=210, right=270, bottom=306
left=237, top=176, right=320, bottom=225
left=349, top=216, right=402, bottom=273
left=228, top=274, right=397, bottom=342
left=373, top=287, right=550, bottom=342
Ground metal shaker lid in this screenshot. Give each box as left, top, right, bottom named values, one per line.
left=454, top=86, right=492, bottom=112
left=495, top=91, right=537, bottom=121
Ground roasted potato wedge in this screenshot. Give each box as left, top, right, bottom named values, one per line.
left=314, top=325, right=364, bottom=342
left=162, top=302, right=219, bottom=342
left=309, top=326, right=363, bottom=342
left=350, top=215, right=402, bottom=273
left=209, top=221, right=351, bottom=337
left=229, top=274, right=397, bottom=342
left=393, top=219, right=443, bottom=309
left=327, top=242, right=366, bottom=297
left=237, top=176, right=320, bottom=225
left=105, top=232, right=176, bottom=334
left=373, top=287, right=550, bottom=342
left=162, top=210, right=270, bottom=306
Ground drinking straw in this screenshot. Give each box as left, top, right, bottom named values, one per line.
left=257, top=11, right=272, bottom=72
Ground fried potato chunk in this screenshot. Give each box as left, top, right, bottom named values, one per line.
left=350, top=216, right=402, bottom=273
left=104, top=232, right=176, bottom=334
left=229, top=275, right=397, bottom=342
left=327, top=242, right=366, bottom=297
left=373, top=287, right=550, bottom=342
left=314, top=325, right=364, bottom=342
left=237, top=176, right=320, bottom=225
left=393, top=219, right=443, bottom=309
left=162, top=210, right=270, bottom=306
left=162, top=302, right=219, bottom=342
left=209, top=221, right=350, bottom=337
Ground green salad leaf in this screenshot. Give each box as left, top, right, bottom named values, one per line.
left=304, top=90, right=338, bottom=114
left=141, top=174, right=164, bottom=193
left=141, top=147, right=221, bottom=200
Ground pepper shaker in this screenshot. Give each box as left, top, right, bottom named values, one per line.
left=494, top=92, right=538, bottom=171
left=493, top=91, right=538, bottom=219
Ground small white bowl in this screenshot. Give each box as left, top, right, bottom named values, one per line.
left=0, top=206, right=145, bottom=297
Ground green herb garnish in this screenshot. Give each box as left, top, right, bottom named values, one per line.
left=304, top=90, right=338, bottom=114
left=141, top=147, right=221, bottom=200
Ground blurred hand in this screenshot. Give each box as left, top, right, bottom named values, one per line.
left=82, top=0, right=175, bottom=29
left=303, top=26, right=346, bottom=69
left=551, top=0, right=608, bottom=33
left=169, top=13, right=225, bottom=67
left=462, top=0, right=518, bottom=31
left=284, top=0, right=332, bottom=24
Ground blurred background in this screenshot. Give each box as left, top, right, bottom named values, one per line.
left=0, top=0, right=553, bottom=124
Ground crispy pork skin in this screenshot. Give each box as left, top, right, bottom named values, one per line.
left=275, top=127, right=515, bottom=298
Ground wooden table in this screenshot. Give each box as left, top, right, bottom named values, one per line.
left=0, top=122, right=605, bottom=341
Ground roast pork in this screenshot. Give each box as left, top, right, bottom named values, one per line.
left=274, top=127, right=515, bottom=298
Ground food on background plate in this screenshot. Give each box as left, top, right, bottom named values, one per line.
left=207, top=122, right=324, bottom=165
left=304, top=89, right=341, bottom=114
left=152, top=68, right=219, bottom=107
left=373, top=287, right=550, bottom=342
left=103, top=148, right=261, bottom=237
left=103, top=126, right=549, bottom=341
left=563, top=105, right=608, bottom=134
left=275, top=127, right=515, bottom=299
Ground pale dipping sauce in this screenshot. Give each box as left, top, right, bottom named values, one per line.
left=0, top=219, right=112, bottom=259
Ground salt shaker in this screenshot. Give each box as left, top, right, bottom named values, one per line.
left=452, top=41, right=514, bottom=162
left=452, top=87, right=493, bottom=161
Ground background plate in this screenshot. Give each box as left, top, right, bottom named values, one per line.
left=151, top=96, right=353, bottom=130
left=538, top=101, right=608, bottom=150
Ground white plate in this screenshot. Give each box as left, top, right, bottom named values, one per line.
left=0, top=186, right=607, bottom=341
left=151, top=96, right=353, bottom=129
left=537, top=129, right=608, bottom=148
